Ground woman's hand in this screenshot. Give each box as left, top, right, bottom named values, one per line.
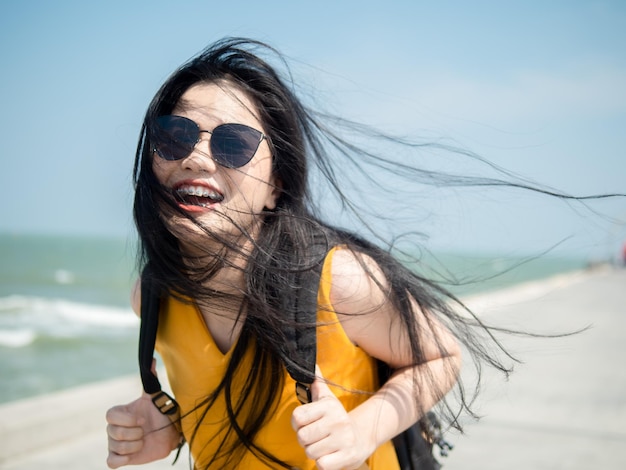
left=291, top=367, right=373, bottom=470
left=106, top=392, right=181, bottom=469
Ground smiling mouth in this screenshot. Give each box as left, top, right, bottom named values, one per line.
left=175, top=185, right=224, bottom=208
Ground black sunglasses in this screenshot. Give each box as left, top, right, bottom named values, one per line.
left=151, top=115, right=267, bottom=168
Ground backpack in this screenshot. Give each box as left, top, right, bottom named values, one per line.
left=138, top=252, right=453, bottom=469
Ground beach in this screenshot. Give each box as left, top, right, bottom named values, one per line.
left=1, top=265, right=624, bottom=469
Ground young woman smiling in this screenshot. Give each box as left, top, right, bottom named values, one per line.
left=104, top=38, right=618, bottom=470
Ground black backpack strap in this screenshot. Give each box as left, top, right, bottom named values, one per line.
left=282, top=241, right=328, bottom=404
left=137, top=267, right=183, bottom=443
left=138, top=268, right=162, bottom=395
left=287, top=260, right=325, bottom=404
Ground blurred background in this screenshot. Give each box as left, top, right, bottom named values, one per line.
left=0, top=0, right=624, bottom=403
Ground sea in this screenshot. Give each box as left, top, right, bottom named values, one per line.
left=0, top=232, right=587, bottom=405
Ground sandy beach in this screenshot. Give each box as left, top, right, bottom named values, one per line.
left=1, top=266, right=625, bottom=469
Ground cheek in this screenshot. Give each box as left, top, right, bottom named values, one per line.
left=152, top=157, right=172, bottom=184
left=247, top=159, right=279, bottom=208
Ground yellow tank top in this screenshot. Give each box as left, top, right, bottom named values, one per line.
left=156, top=247, right=399, bottom=469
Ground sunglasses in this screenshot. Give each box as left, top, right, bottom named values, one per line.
left=151, top=115, right=268, bottom=168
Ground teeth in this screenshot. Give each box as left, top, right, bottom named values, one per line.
left=176, top=185, right=221, bottom=200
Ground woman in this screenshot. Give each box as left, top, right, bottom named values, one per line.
left=105, top=38, right=504, bottom=470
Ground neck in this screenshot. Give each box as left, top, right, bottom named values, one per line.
left=178, top=235, right=255, bottom=300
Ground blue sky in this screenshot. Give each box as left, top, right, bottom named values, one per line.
left=0, top=1, right=624, bottom=259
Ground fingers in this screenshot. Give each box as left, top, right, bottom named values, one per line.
left=291, top=366, right=338, bottom=430
left=291, top=366, right=350, bottom=454
left=310, top=364, right=335, bottom=402
left=292, top=366, right=370, bottom=469
left=106, top=404, right=142, bottom=427
left=107, top=428, right=144, bottom=469
left=106, top=404, right=145, bottom=468
left=107, top=421, right=144, bottom=442
left=106, top=453, right=128, bottom=469
left=107, top=431, right=144, bottom=456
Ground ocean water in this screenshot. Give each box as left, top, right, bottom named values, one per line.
left=0, top=233, right=139, bottom=404
left=0, top=232, right=586, bottom=405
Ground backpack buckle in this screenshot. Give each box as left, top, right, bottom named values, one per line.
left=295, top=382, right=312, bottom=404
left=151, top=391, right=179, bottom=416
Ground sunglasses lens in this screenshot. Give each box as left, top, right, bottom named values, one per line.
left=153, top=116, right=199, bottom=161
left=152, top=116, right=264, bottom=167
left=211, top=124, right=263, bottom=168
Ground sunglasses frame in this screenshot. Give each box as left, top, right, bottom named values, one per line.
left=151, top=115, right=268, bottom=169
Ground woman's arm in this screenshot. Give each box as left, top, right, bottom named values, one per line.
left=292, top=249, right=461, bottom=470
left=334, top=249, right=461, bottom=445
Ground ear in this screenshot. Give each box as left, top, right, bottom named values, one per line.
left=264, top=175, right=283, bottom=210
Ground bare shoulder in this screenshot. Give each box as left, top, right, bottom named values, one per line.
left=328, top=247, right=460, bottom=366
left=328, top=248, right=395, bottom=361
left=328, top=247, right=388, bottom=311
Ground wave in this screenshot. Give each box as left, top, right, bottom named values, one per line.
left=53, top=269, right=76, bottom=285
left=0, top=328, right=36, bottom=347
left=0, top=295, right=138, bottom=347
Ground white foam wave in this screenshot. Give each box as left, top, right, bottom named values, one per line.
left=54, top=269, right=76, bottom=285
left=0, top=328, right=36, bottom=347
left=0, top=295, right=138, bottom=339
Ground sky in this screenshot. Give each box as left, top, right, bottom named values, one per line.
left=0, top=0, right=624, bottom=259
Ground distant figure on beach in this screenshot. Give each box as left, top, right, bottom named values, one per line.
left=622, top=241, right=626, bottom=266
left=104, top=38, right=620, bottom=470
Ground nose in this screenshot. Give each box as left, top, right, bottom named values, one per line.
left=182, top=132, right=218, bottom=173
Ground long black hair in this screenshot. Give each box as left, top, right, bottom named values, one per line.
left=132, top=37, right=622, bottom=468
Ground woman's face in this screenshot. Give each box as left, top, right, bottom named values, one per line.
left=152, top=81, right=280, bottom=246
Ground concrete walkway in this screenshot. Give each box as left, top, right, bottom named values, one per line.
left=444, top=266, right=626, bottom=469
left=1, top=267, right=624, bottom=469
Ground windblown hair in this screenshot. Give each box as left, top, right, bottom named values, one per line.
left=132, top=37, right=620, bottom=468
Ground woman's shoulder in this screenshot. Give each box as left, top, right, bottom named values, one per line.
left=328, top=246, right=389, bottom=313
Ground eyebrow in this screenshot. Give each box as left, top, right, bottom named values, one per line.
left=171, top=97, right=196, bottom=114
